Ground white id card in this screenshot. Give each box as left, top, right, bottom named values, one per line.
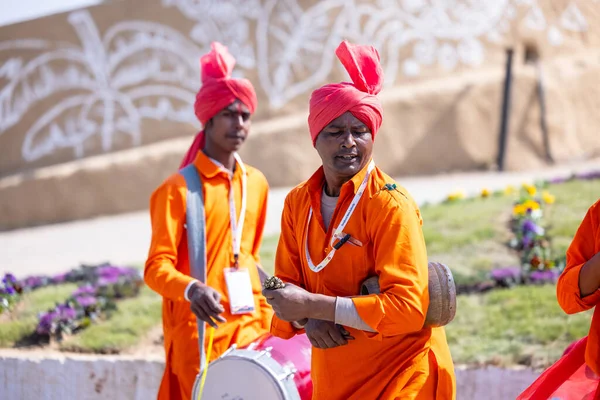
left=224, top=268, right=255, bottom=315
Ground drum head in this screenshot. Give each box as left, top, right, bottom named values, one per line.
left=200, top=352, right=299, bottom=400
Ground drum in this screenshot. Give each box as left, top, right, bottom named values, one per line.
left=192, top=333, right=312, bottom=400
left=360, top=261, right=457, bottom=327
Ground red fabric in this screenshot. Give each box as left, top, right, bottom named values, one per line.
left=517, top=337, right=600, bottom=400
left=180, top=42, right=258, bottom=168
left=179, top=131, right=206, bottom=169
left=308, top=40, right=384, bottom=146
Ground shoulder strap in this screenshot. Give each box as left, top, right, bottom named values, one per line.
left=179, top=163, right=207, bottom=372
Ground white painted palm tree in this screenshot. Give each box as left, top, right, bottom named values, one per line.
left=0, top=10, right=202, bottom=163
left=0, top=0, right=591, bottom=164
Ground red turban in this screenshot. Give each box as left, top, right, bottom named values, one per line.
left=180, top=42, right=258, bottom=168
left=308, top=41, right=384, bottom=146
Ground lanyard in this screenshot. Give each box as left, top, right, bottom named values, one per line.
left=210, top=153, right=247, bottom=267
left=304, top=160, right=375, bottom=272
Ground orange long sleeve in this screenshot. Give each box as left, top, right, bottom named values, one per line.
left=145, top=174, right=194, bottom=302
left=352, top=191, right=429, bottom=338
left=557, top=199, right=600, bottom=313
left=271, top=195, right=308, bottom=339
left=556, top=198, right=600, bottom=376
left=270, top=163, right=455, bottom=399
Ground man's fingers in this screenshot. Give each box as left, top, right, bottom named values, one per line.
left=319, top=330, right=339, bottom=348
left=196, top=298, right=225, bottom=326
left=214, top=315, right=227, bottom=323
left=191, top=304, right=218, bottom=329
left=339, top=326, right=355, bottom=340
left=199, top=297, right=223, bottom=319
left=205, top=293, right=225, bottom=314
left=328, top=327, right=348, bottom=347
left=312, top=335, right=326, bottom=349
left=307, top=334, right=321, bottom=348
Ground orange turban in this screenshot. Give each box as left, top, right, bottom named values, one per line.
left=307, top=41, right=384, bottom=147
left=180, top=42, right=258, bottom=168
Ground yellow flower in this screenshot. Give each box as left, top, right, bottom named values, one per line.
left=447, top=190, right=466, bottom=202
left=522, top=199, right=540, bottom=210
left=542, top=191, right=555, bottom=205
left=513, top=204, right=526, bottom=216
left=481, top=188, right=491, bottom=198
left=522, top=183, right=537, bottom=196
left=504, top=185, right=516, bottom=195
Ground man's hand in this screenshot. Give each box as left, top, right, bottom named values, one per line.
left=189, top=282, right=227, bottom=328
left=262, top=283, right=313, bottom=322
left=305, top=319, right=354, bottom=349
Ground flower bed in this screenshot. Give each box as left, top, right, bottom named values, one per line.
left=1, top=263, right=143, bottom=342
left=490, top=184, right=564, bottom=287
left=444, top=170, right=600, bottom=294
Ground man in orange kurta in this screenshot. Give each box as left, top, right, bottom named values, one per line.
left=557, top=198, right=600, bottom=374
left=517, top=198, right=600, bottom=399
left=144, top=42, right=273, bottom=400
left=262, top=41, right=455, bottom=400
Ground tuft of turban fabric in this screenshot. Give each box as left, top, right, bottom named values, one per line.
left=180, top=42, right=257, bottom=168
left=308, top=41, right=384, bottom=146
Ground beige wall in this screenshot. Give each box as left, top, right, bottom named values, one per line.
left=1, top=0, right=599, bottom=228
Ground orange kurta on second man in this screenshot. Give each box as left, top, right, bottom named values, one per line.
left=557, top=198, right=600, bottom=375
left=144, top=150, right=273, bottom=400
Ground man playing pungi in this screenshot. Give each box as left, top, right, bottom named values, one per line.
left=262, top=40, right=456, bottom=400
left=145, top=42, right=273, bottom=400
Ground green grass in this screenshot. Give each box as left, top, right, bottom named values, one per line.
left=1, top=178, right=598, bottom=364
left=60, top=286, right=162, bottom=353
left=258, top=178, right=600, bottom=368
left=421, top=179, right=600, bottom=283
left=445, top=284, right=593, bottom=368
left=0, top=284, right=78, bottom=347
left=259, top=234, right=279, bottom=276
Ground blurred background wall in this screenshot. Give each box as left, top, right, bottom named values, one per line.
left=1, top=0, right=599, bottom=229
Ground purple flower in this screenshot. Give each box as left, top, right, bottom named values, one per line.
left=52, top=273, right=67, bottom=284
left=5, top=287, right=15, bottom=295
left=36, top=311, right=58, bottom=335
left=575, top=171, right=600, bottom=181
left=530, top=269, right=560, bottom=283
left=73, top=285, right=96, bottom=297
left=522, top=236, right=532, bottom=248
left=74, top=295, right=97, bottom=308
left=56, top=304, right=77, bottom=320
left=522, top=219, right=544, bottom=236
left=97, top=265, right=139, bottom=280
left=2, top=273, right=16, bottom=285
left=97, top=275, right=119, bottom=286
left=23, top=276, right=44, bottom=289
left=97, top=266, right=121, bottom=278
left=548, top=177, right=567, bottom=184
left=522, top=220, right=537, bottom=233
left=490, top=267, right=521, bottom=280
left=37, top=304, right=77, bottom=335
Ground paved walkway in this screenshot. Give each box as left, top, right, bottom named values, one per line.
left=2, top=159, right=599, bottom=277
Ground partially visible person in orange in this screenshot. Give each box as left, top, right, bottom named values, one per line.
left=557, top=198, right=600, bottom=374
left=144, top=42, right=272, bottom=400
left=262, top=40, right=455, bottom=400
left=517, top=199, right=600, bottom=400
